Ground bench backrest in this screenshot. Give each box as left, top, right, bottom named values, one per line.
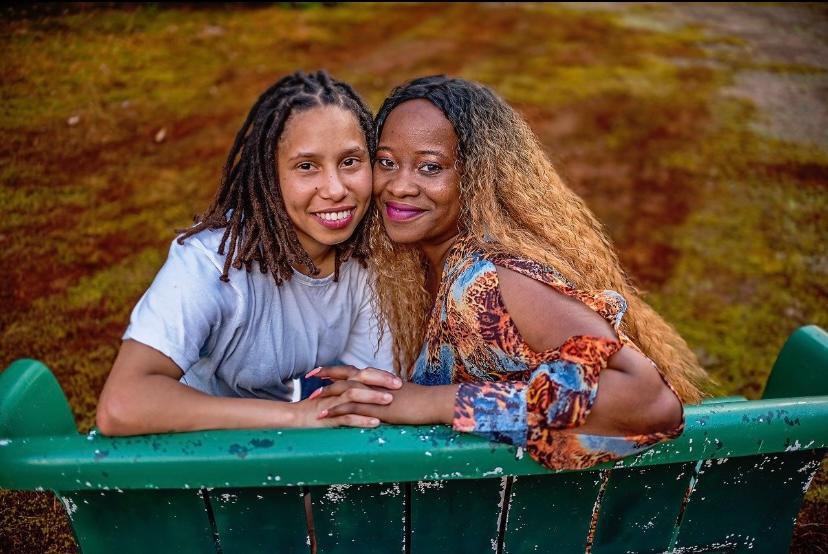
left=1, top=326, right=827, bottom=553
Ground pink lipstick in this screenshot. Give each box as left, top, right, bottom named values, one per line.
left=385, top=201, right=425, bottom=222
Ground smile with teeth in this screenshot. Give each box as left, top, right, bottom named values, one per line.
left=316, top=210, right=353, bottom=222
left=312, top=208, right=356, bottom=230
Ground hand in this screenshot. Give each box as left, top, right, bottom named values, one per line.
left=315, top=381, right=458, bottom=426
left=291, top=379, right=394, bottom=429
left=307, top=364, right=402, bottom=390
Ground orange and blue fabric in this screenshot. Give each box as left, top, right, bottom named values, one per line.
left=411, top=237, right=684, bottom=470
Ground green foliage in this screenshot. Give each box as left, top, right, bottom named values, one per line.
left=1, top=2, right=825, bottom=551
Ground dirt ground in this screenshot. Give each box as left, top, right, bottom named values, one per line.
left=1, top=2, right=826, bottom=552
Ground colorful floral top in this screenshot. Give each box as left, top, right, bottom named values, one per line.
left=411, top=237, right=684, bottom=470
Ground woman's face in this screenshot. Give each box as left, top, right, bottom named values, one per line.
left=277, top=105, right=372, bottom=259
left=373, top=99, right=461, bottom=249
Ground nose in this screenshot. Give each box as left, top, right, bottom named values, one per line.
left=377, top=171, right=418, bottom=199
left=317, top=169, right=347, bottom=202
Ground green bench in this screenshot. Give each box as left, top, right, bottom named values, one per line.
left=1, top=326, right=826, bottom=553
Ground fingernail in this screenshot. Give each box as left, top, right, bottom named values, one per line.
left=370, top=419, right=380, bottom=426
left=305, top=367, right=322, bottom=378
left=383, top=394, right=393, bottom=402
left=308, top=387, right=323, bottom=400
left=393, top=378, right=402, bottom=387
left=317, top=409, right=328, bottom=419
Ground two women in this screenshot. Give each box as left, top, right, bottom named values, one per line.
left=315, top=76, right=708, bottom=470
left=98, top=71, right=706, bottom=470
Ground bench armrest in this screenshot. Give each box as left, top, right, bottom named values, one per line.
left=763, top=325, right=828, bottom=399
left=1, top=396, right=827, bottom=491
left=0, top=359, right=76, bottom=438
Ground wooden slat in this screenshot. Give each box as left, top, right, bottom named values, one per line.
left=503, top=471, right=605, bottom=553
left=673, top=449, right=825, bottom=552
left=208, top=486, right=308, bottom=553
left=59, top=489, right=216, bottom=554
left=310, top=483, right=404, bottom=553
left=591, top=463, right=693, bottom=553
left=410, top=477, right=505, bottom=553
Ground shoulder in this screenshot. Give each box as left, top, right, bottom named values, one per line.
left=496, top=264, right=620, bottom=353
left=444, top=246, right=500, bottom=308
left=151, top=229, right=247, bottom=306
left=450, top=240, right=626, bottom=350
left=444, top=241, right=565, bottom=304
left=171, top=228, right=229, bottom=276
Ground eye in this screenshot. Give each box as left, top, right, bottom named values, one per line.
left=341, top=157, right=361, bottom=168
left=296, top=161, right=315, bottom=171
left=419, top=162, right=442, bottom=175
left=376, top=158, right=396, bottom=170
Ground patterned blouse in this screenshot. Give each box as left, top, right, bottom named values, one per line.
left=410, top=237, right=684, bottom=470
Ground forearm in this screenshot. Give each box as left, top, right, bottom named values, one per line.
left=314, top=381, right=458, bottom=425
left=431, top=384, right=459, bottom=425
left=452, top=363, right=673, bottom=444
left=96, top=374, right=299, bottom=436
left=378, top=382, right=458, bottom=425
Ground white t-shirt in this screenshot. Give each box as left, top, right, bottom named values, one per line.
left=123, top=228, right=394, bottom=401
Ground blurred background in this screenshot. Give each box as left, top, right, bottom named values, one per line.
left=1, top=2, right=826, bottom=551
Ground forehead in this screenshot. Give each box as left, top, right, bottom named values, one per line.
left=380, top=99, right=457, bottom=149
left=279, top=105, right=364, bottom=148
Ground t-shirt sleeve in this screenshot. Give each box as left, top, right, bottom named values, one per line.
left=122, top=237, right=235, bottom=373
left=337, top=273, right=395, bottom=373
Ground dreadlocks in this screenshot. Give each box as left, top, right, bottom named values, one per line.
left=177, top=70, right=376, bottom=284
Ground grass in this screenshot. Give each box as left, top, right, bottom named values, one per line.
left=1, top=3, right=826, bottom=552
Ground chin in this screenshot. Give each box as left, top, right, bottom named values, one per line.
left=382, top=227, right=423, bottom=245
left=319, top=229, right=355, bottom=246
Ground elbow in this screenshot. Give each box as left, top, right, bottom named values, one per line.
left=634, top=384, right=683, bottom=436
left=96, top=392, right=137, bottom=436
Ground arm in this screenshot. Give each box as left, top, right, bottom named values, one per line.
left=495, top=265, right=682, bottom=437
left=309, top=364, right=456, bottom=425
left=96, top=340, right=393, bottom=435
left=319, top=265, right=682, bottom=471
left=97, top=238, right=398, bottom=436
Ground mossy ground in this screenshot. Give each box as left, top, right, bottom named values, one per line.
left=1, top=3, right=826, bottom=552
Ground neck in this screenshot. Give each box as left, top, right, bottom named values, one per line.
left=420, top=233, right=459, bottom=291
left=294, top=239, right=336, bottom=278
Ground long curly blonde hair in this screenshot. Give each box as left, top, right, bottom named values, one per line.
left=370, top=76, right=708, bottom=403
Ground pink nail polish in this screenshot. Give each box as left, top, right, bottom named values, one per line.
left=305, top=367, right=322, bottom=379
left=317, top=409, right=328, bottom=419
left=308, top=388, right=323, bottom=400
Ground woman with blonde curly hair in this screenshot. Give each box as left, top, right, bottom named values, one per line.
left=312, top=75, right=709, bottom=470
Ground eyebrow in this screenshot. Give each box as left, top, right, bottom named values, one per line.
left=376, top=146, right=447, bottom=158
left=287, top=145, right=366, bottom=163
left=416, top=149, right=447, bottom=157
left=341, top=146, right=367, bottom=157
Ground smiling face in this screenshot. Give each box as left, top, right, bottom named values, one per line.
left=277, top=105, right=372, bottom=266
left=373, top=99, right=462, bottom=252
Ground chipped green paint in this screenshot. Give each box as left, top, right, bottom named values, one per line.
left=1, top=325, right=827, bottom=552
left=3, top=398, right=825, bottom=491
left=3, top=4, right=827, bottom=548
left=2, top=329, right=828, bottom=490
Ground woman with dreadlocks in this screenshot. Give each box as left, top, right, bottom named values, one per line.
left=96, top=70, right=400, bottom=436
left=313, top=76, right=710, bottom=470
